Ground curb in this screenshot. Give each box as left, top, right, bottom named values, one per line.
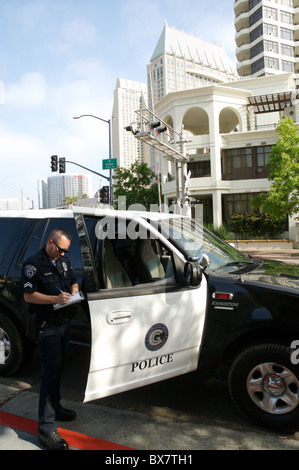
left=0, top=410, right=134, bottom=450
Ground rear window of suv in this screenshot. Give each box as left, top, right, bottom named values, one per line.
left=0, top=218, right=24, bottom=264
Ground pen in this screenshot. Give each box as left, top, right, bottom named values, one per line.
left=56, top=287, right=63, bottom=293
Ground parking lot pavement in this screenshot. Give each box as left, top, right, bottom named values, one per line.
left=1, top=385, right=299, bottom=451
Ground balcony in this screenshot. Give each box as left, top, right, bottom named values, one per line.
left=189, top=177, right=213, bottom=192
left=235, top=27, right=250, bottom=47
left=237, top=58, right=252, bottom=76
left=234, top=11, right=250, bottom=33
left=234, top=0, right=249, bottom=18
left=236, top=43, right=251, bottom=62
left=186, top=135, right=210, bottom=153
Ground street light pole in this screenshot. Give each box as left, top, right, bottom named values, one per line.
left=73, top=114, right=113, bottom=206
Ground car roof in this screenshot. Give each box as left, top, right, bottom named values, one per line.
left=0, top=207, right=184, bottom=222
left=0, top=209, right=75, bottom=218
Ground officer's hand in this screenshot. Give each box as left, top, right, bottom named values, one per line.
left=57, top=292, right=71, bottom=304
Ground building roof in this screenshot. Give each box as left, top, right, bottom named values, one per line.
left=117, top=78, right=147, bottom=94
left=150, top=21, right=236, bottom=75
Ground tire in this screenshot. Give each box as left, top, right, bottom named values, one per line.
left=0, top=313, right=25, bottom=376
left=228, top=343, right=299, bottom=433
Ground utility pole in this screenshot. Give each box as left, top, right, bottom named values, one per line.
left=73, top=114, right=113, bottom=206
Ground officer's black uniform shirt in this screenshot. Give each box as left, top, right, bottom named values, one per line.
left=20, top=247, right=77, bottom=320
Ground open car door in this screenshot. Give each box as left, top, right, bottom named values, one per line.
left=80, top=213, right=207, bottom=403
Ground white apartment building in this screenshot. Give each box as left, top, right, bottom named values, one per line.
left=148, top=20, right=239, bottom=110
left=43, top=174, right=92, bottom=208
left=235, top=0, right=298, bottom=81
left=112, top=78, right=150, bottom=170
left=112, top=23, right=239, bottom=176
left=0, top=198, right=32, bottom=210
left=146, top=21, right=239, bottom=172
left=153, top=72, right=298, bottom=244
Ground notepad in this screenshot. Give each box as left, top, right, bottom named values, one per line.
left=53, top=291, right=85, bottom=310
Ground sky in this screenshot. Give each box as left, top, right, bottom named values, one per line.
left=0, top=0, right=237, bottom=208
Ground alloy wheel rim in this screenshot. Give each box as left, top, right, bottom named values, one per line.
left=0, top=328, right=10, bottom=363
left=247, top=362, right=299, bottom=415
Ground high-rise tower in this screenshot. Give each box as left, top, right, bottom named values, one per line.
left=111, top=78, right=149, bottom=170
left=235, top=0, right=298, bottom=82
left=148, top=20, right=238, bottom=111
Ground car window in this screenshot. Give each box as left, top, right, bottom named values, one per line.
left=18, top=217, right=83, bottom=276
left=0, top=218, right=25, bottom=265
left=159, top=216, right=247, bottom=269
left=18, top=219, right=48, bottom=266
left=44, top=219, right=83, bottom=275
left=92, top=217, right=174, bottom=289
left=84, top=217, right=98, bottom=256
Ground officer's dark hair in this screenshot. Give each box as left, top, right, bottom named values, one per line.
left=48, top=228, right=72, bottom=242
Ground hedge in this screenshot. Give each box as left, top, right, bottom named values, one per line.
left=228, top=213, right=286, bottom=239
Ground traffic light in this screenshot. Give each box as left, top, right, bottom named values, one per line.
left=150, top=121, right=167, bottom=134
left=51, top=155, right=58, bottom=172
left=59, top=157, right=66, bottom=173
left=124, top=125, right=138, bottom=135
left=150, top=121, right=161, bottom=130
left=100, top=185, right=110, bottom=204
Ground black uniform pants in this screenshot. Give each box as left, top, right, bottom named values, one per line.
left=36, top=319, right=71, bottom=434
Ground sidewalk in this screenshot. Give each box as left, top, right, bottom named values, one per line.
left=239, top=247, right=299, bottom=264
left=1, top=385, right=299, bottom=451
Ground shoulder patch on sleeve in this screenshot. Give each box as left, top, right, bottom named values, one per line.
left=24, top=264, right=37, bottom=279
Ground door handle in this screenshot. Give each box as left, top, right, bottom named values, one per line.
left=107, top=309, right=134, bottom=325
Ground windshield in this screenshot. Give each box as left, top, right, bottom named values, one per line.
left=160, top=217, right=248, bottom=270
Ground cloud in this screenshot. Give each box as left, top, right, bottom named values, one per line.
left=0, top=81, right=4, bottom=104
left=7, top=0, right=48, bottom=28
left=49, top=19, right=99, bottom=59
left=0, top=123, right=51, bottom=198
left=5, top=73, right=48, bottom=108
left=60, top=19, right=98, bottom=46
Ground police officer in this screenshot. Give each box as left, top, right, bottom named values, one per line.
left=21, top=228, right=79, bottom=450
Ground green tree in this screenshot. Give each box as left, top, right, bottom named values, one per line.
left=63, top=194, right=88, bottom=205
left=113, top=162, right=159, bottom=210
left=252, top=117, right=299, bottom=220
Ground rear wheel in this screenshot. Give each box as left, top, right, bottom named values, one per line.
left=0, top=313, right=28, bottom=376
left=228, top=343, right=299, bottom=433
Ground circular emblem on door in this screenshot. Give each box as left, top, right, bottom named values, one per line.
left=145, top=324, right=168, bottom=351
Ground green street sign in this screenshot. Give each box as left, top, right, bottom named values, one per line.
left=102, top=158, right=117, bottom=170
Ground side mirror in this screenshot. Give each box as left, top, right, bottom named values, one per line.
left=198, top=253, right=211, bottom=270
left=183, top=261, right=202, bottom=287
